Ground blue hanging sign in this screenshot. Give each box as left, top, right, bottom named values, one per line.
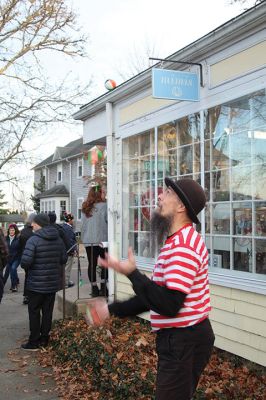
left=152, top=68, right=199, bottom=101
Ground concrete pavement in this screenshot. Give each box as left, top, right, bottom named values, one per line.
left=0, top=254, right=91, bottom=400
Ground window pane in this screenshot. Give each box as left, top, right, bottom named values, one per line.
left=233, top=202, right=252, bottom=235
left=204, top=140, right=211, bottom=171
left=158, top=124, right=177, bottom=152
left=205, top=204, right=211, bottom=234
left=253, top=163, right=266, bottom=200
left=140, top=131, right=154, bottom=155
left=129, top=159, right=139, bottom=183
left=213, top=236, right=230, bottom=269
left=140, top=208, right=151, bottom=231
left=213, top=203, right=230, bottom=234
left=128, top=136, right=139, bottom=157
left=230, top=131, right=251, bottom=166
left=129, top=208, right=138, bottom=231
left=129, top=183, right=139, bottom=207
left=140, top=155, right=155, bottom=181
left=140, top=181, right=154, bottom=208
left=168, top=150, right=178, bottom=177
left=255, top=239, right=266, bottom=274
left=204, top=106, right=221, bottom=140
left=255, top=202, right=266, bottom=236
left=253, top=131, right=266, bottom=164
left=212, top=134, right=230, bottom=169
left=231, top=165, right=252, bottom=200
left=177, top=114, right=200, bottom=145
left=129, top=232, right=138, bottom=255
left=139, top=232, right=151, bottom=258
left=204, top=172, right=210, bottom=202
left=233, top=237, right=252, bottom=272
left=213, top=169, right=230, bottom=202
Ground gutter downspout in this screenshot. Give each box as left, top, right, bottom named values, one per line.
left=66, top=158, right=72, bottom=212
left=106, top=102, right=115, bottom=302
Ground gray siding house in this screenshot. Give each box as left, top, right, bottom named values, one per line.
left=33, top=138, right=94, bottom=231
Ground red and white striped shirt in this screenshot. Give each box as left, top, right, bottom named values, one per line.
left=150, top=223, right=211, bottom=330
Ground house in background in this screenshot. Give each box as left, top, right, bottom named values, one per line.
left=33, top=138, right=100, bottom=231
left=0, top=214, right=25, bottom=232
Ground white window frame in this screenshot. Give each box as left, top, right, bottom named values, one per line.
left=42, top=167, right=46, bottom=185
left=77, top=157, right=83, bottom=178
left=77, top=197, right=84, bottom=221
left=60, top=199, right=67, bottom=220
left=57, top=163, right=62, bottom=182
left=40, top=200, right=44, bottom=213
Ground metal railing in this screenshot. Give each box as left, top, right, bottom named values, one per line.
left=61, top=240, right=108, bottom=319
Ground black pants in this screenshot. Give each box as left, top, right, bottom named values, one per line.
left=23, top=269, right=29, bottom=297
left=85, top=246, right=107, bottom=284
left=155, top=318, right=215, bottom=400
left=27, top=291, right=56, bottom=345
left=0, top=269, right=4, bottom=303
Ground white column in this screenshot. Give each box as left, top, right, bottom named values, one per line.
left=106, top=102, right=115, bottom=302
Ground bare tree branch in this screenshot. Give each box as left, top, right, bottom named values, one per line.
left=0, top=0, right=91, bottom=182
left=114, top=39, right=159, bottom=81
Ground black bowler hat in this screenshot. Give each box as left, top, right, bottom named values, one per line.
left=164, top=177, right=206, bottom=224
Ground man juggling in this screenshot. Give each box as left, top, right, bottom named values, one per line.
left=88, top=177, right=215, bottom=400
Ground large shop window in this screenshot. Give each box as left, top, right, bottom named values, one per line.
left=205, top=90, right=266, bottom=276
left=122, top=114, right=201, bottom=261
left=122, top=89, right=266, bottom=279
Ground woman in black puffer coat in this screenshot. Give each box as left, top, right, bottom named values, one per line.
left=3, top=224, right=21, bottom=292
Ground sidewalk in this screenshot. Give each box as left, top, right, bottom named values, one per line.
left=0, top=254, right=90, bottom=400
left=0, top=270, right=59, bottom=399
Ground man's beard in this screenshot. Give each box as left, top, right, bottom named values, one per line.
left=150, top=210, right=173, bottom=253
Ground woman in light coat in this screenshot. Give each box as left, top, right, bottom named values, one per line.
left=81, top=185, right=108, bottom=297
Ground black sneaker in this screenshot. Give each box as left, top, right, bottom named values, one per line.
left=91, top=286, right=99, bottom=297
left=39, top=340, right=49, bottom=348
left=23, top=296, right=29, bottom=305
left=39, top=336, right=49, bottom=348
left=21, top=342, right=39, bottom=351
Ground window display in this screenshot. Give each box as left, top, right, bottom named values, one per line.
left=122, top=89, right=266, bottom=276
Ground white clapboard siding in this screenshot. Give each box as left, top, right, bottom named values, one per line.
left=210, top=284, right=266, bottom=366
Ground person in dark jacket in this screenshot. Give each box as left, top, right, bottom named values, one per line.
left=61, top=212, right=77, bottom=288
left=48, top=212, right=70, bottom=250
left=3, top=224, right=21, bottom=292
left=48, top=211, right=69, bottom=290
left=19, top=213, right=36, bottom=305
left=0, top=228, right=8, bottom=303
left=21, top=213, right=67, bottom=351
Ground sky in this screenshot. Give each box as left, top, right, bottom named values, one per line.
left=5, top=0, right=256, bottom=210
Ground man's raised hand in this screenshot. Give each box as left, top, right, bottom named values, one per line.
left=98, top=247, right=136, bottom=276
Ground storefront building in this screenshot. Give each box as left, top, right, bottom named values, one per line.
left=74, top=3, right=266, bottom=366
